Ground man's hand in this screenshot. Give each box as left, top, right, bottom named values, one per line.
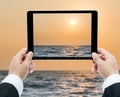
left=9, top=48, right=34, bottom=80
left=91, top=48, right=119, bottom=79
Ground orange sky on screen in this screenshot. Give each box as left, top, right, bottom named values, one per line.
left=34, top=14, right=91, bottom=45
left=0, top=0, right=120, bottom=70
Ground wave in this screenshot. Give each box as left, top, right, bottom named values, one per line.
left=34, top=45, right=91, bottom=57
left=0, top=71, right=103, bottom=97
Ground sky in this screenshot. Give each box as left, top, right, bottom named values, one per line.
left=34, top=14, right=91, bottom=45
left=0, top=0, right=120, bottom=71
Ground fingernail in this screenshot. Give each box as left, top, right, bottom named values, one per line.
left=28, top=52, right=33, bottom=57
left=28, top=51, right=33, bottom=55
left=29, top=69, right=34, bottom=74
left=92, top=52, right=97, bottom=57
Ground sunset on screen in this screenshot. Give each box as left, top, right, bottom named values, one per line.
left=33, top=13, right=92, bottom=58
left=34, top=14, right=91, bottom=46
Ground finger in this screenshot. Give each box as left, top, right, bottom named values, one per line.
left=29, top=62, right=34, bottom=69
left=91, top=60, right=97, bottom=72
left=93, top=61, right=98, bottom=71
left=24, top=51, right=33, bottom=63
left=98, top=48, right=112, bottom=57
left=16, top=48, right=27, bottom=57
left=100, top=55, right=106, bottom=61
left=29, top=62, right=34, bottom=73
left=92, top=52, right=104, bottom=65
left=91, top=65, right=94, bottom=73
left=91, top=65, right=97, bottom=73
left=92, top=60, right=96, bottom=64
left=29, top=67, right=34, bottom=73
left=15, top=48, right=27, bottom=63
left=93, top=62, right=98, bottom=69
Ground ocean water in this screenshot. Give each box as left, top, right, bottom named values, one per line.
left=0, top=71, right=103, bottom=97
left=34, top=45, right=91, bottom=58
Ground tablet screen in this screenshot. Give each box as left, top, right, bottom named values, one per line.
left=27, top=11, right=97, bottom=59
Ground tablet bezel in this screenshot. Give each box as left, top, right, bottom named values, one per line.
left=27, top=10, right=98, bottom=60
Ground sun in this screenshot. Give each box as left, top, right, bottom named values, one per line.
left=70, top=19, right=77, bottom=26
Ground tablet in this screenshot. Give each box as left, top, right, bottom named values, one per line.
left=27, top=10, right=97, bottom=60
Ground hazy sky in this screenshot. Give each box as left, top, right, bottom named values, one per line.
left=0, top=0, right=120, bottom=70
left=34, top=14, right=91, bottom=45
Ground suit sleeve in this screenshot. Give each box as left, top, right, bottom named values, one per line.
left=102, top=83, right=120, bottom=97
left=0, top=83, right=19, bottom=97
left=102, top=74, right=120, bottom=97
left=0, top=74, right=23, bottom=97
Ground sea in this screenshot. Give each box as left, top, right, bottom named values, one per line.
left=34, top=45, right=91, bottom=58
left=0, top=71, right=103, bottom=97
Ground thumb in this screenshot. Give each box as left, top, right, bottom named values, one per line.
left=24, top=51, right=33, bottom=63
left=92, top=52, right=103, bottom=65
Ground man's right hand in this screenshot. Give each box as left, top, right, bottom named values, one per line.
left=91, top=48, right=119, bottom=79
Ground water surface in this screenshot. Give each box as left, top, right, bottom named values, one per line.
left=34, top=45, right=91, bottom=58
left=0, top=71, right=103, bottom=97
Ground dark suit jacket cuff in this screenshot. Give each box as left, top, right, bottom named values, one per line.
left=102, top=74, right=120, bottom=92
left=1, top=74, right=23, bottom=97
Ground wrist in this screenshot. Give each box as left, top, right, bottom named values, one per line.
left=105, top=72, right=119, bottom=79
left=9, top=72, right=28, bottom=80
left=9, top=72, right=22, bottom=80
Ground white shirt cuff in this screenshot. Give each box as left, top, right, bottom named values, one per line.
left=102, top=74, right=120, bottom=92
left=1, top=74, right=23, bottom=97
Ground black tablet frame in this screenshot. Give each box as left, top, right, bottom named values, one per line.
left=27, top=10, right=98, bottom=60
